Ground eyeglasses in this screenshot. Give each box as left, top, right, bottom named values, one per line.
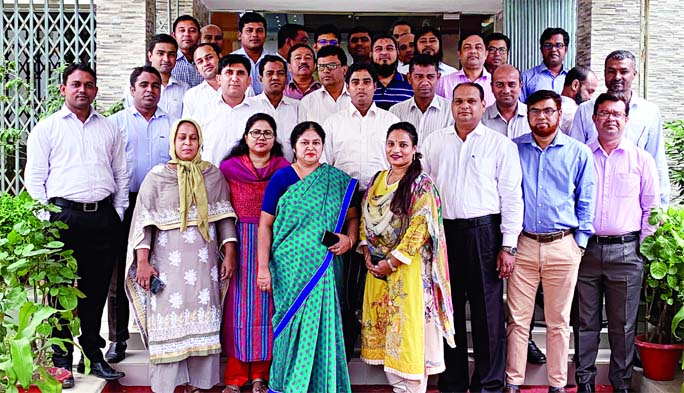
left=317, top=62, right=341, bottom=71
left=487, top=46, right=508, bottom=54
left=596, top=111, right=626, bottom=119
left=528, top=108, right=559, bottom=117
left=317, top=39, right=338, bottom=46
left=542, top=42, right=566, bottom=50
left=248, top=130, right=275, bottom=139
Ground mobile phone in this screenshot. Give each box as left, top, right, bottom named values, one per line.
left=370, top=255, right=384, bottom=266
left=150, top=275, right=166, bottom=294
left=321, top=230, right=340, bottom=247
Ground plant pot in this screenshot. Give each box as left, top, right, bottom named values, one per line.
left=635, top=334, right=684, bottom=381
left=17, top=367, right=72, bottom=392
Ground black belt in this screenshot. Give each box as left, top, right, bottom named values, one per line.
left=50, top=196, right=112, bottom=213
left=444, top=214, right=501, bottom=230
left=522, top=229, right=574, bottom=243
left=591, top=232, right=639, bottom=245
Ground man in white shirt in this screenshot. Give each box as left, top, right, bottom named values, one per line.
left=482, top=64, right=531, bottom=139
left=422, top=82, right=523, bottom=393
left=390, top=54, right=452, bottom=142
left=299, top=45, right=351, bottom=124
left=559, top=66, right=598, bottom=135
left=25, top=63, right=128, bottom=387
left=250, top=55, right=299, bottom=161
left=124, top=34, right=188, bottom=119
left=230, top=12, right=269, bottom=95
left=202, top=54, right=258, bottom=166
left=396, top=33, right=415, bottom=75
left=182, top=43, right=221, bottom=125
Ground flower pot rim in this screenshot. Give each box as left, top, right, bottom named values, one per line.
left=635, top=333, right=684, bottom=350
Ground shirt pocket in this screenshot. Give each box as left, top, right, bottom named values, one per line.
left=614, top=173, right=640, bottom=198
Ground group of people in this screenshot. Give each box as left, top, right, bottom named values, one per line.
left=23, top=10, right=668, bottom=393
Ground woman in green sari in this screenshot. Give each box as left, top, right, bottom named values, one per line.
left=257, top=121, right=358, bottom=393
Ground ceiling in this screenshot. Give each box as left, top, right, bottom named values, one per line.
left=199, top=0, right=503, bottom=13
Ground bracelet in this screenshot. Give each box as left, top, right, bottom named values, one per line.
left=386, top=258, right=397, bottom=272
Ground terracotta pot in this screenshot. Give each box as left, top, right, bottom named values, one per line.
left=635, top=334, right=684, bottom=381
left=17, top=367, right=72, bottom=392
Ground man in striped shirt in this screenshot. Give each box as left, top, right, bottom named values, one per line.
left=371, top=34, right=413, bottom=110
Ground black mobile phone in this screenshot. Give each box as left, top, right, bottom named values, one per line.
left=370, top=255, right=384, bottom=266
left=321, top=230, right=340, bottom=247
left=150, top=275, right=166, bottom=294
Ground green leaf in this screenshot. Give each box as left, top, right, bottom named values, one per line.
left=672, top=305, right=684, bottom=340
left=10, top=337, right=34, bottom=387
left=651, top=261, right=668, bottom=280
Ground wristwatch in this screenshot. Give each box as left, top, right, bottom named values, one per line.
left=501, top=246, right=518, bottom=256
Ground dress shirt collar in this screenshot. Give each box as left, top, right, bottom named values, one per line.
left=487, top=102, right=527, bottom=121
left=288, top=79, right=321, bottom=93
left=233, top=47, right=268, bottom=64
left=349, top=102, right=379, bottom=118
left=454, top=67, right=491, bottom=82
left=451, top=122, right=488, bottom=138
left=518, top=129, right=569, bottom=148
left=409, top=95, right=443, bottom=113
left=214, top=88, right=251, bottom=109
left=627, top=91, right=645, bottom=109
left=58, top=104, right=101, bottom=123
left=167, top=75, right=183, bottom=87
left=538, top=62, right=568, bottom=75
left=320, top=84, right=350, bottom=100
left=176, top=50, right=191, bottom=63
left=254, top=93, right=295, bottom=109
left=588, top=137, right=633, bottom=157
left=125, top=105, right=168, bottom=120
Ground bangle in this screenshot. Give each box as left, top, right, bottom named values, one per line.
left=386, top=258, right=397, bottom=272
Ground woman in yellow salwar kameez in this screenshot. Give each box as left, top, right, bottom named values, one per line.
left=358, top=122, right=455, bottom=392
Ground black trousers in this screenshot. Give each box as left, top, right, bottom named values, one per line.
left=106, top=193, right=136, bottom=342
left=439, top=215, right=505, bottom=393
left=50, top=200, right=120, bottom=364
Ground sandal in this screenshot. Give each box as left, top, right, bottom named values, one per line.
left=252, top=379, right=268, bottom=393
left=221, top=385, right=240, bottom=393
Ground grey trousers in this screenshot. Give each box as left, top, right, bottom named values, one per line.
left=575, top=238, right=643, bottom=390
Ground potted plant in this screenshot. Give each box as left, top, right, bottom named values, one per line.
left=0, top=192, right=85, bottom=393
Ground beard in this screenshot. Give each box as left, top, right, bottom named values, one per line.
left=573, top=90, right=584, bottom=105
left=373, top=60, right=399, bottom=77
left=530, top=121, right=559, bottom=138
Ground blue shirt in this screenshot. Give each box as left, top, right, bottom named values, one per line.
left=373, top=72, right=414, bottom=110
left=108, top=107, right=176, bottom=193
left=520, top=63, right=568, bottom=103
left=569, top=92, right=669, bottom=206
left=231, top=47, right=270, bottom=95
left=514, top=131, right=596, bottom=247
left=171, top=50, right=203, bottom=88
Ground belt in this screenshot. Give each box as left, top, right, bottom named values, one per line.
left=591, top=232, right=639, bottom=245
left=444, top=214, right=501, bottom=230
left=50, top=196, right=112, bottom=213
left=522, top=229, right=573, bottom=243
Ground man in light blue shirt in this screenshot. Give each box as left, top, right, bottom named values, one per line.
left=231, top=12, right=270, bottom=95
left=520, top=28, right=569, bottom=103
left=569, top=50, right=669, bottom=206
left=106, top=66, right=176, bottom=364
left=506, top=90, right=595, bottom=393
left=171, top=15, right=203, bottom=88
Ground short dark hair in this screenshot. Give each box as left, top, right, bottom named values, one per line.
left=258, top=55, right=287, bottom=77
left=314, top=24, right=340, bottom=43
left=172, top=15, right=200, bottom=32
left=564, top=65, right=594, bottom=87
left=390, top=20, right=413, bottom=34
left=458, top=32, right=485, bottom=51
left=371, top=33, right=397, bottom=50
left=218, top=54, right=251, bottom=75
left=194, top=43, right=220, bottom=58
left=238, top=12, right=267, bottom=32
left=345, top=62, right=379, bottom=84
left=485, top=33, right=511, bottom=51
left=291, top=121, right=326, bottom=151
left=453, top=82, right=484, bottom=102
left=226, top=112, right=284, bottom=160
left=539, top=27, right=569, bottom=47
left=316, top=45, right=347, bottom=66
left=278, top=23, right=306, bottom=49
left=348, top=26, right=372, bottom=44
left=593, top=92, right=630, bottom=117
left=287, top=43, right=315, bottom=63
left=604, top=50, right=637, bottom=69
left=409, top=53, right=439, bottom=74
left=147, top=34, right=178, bottom=54
left=414, top=26, right=443, bottom=62
left=526, top=89, right=562, bottom=110
left=62, top=63, right=96, bottom=85
left=129, top=65, right=162, bottom=87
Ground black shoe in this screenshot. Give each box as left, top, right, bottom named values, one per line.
left=548, top=388, right=566, bottom=393
left=53, top=357, right=74, bottom=389
left=577, top=383, right=595, bottom=393
left=60, top=366, right=75, bottom=389
left=77, top=359, right=125, bottom=380
left=527, top=339, right=547, bottom=364
left=104, top=341, right=127, bottom=363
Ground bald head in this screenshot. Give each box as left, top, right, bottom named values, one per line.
left=491, top=64, right=522, bottom=108
left=201, top=24, right=224, bottom=52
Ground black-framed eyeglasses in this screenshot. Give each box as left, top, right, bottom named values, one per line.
left=596, top=111, right=626, bottom=119
left=487, top=46, right=508, bottom=54
left=542, top=42, right=566, bottom=50
left=528, top=108, right=559, bottom=117
left=248, top=130, right=275, bottom=139
left=317, top=62, right=341, bottom=71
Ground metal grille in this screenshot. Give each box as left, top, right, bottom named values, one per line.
left=1, top=0, right=95, bottom=195
left=504, top=0, right=577, bottom=72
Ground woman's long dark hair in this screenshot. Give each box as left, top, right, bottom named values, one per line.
left=388, top=122, right=423, bottom=216
left=225, top=112, right=284, bottom=160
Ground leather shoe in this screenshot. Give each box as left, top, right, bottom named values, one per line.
left=105, top=341, right=127, bottom=363
left=60, top=366, right=74, bottom=389
left=527, top=339, right=547, bottom=364
left=577, top=383, right=595, bottom=393
left=77, top=359, right=125, bottom=380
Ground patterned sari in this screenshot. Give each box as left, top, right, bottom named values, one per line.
left=268, top=164, right=356, bottom=393
left=360, top=170, right=455, bottom=380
